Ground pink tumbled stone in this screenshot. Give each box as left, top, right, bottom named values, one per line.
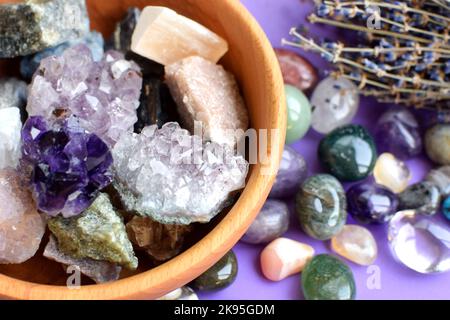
left=165, top=56, right=249, bottom=148
left=260, top=238, right=315, bottom=281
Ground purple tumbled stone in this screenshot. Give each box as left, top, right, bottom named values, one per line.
left=388, top=210, right=450, bottom=274
left=240, top=200, right=289, bottom=244
left=374, top=108, right=422, bottom=160
left=22, top=116, right=113, bottom=217
left=347, top=182, right=399, bottom=224
left=26, top=44, right=142, bottom=147
left=269, top=146, right=307, bottom=198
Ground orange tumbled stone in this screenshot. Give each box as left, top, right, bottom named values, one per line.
left=260, top=238, right=314, bottom=281
left=331, top=225, right=378, bottom=266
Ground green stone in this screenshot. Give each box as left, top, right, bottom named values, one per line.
left=48, top=193, right=138, bottom=270
left=285, top=84, right=311, bottom=144
left=302, top=254, right=356, bottom=300
left=192, top=251, right=238, bottom=291
left=296, top=174, right=347, bottom=240
left=319, top=124, right=377, bottom=181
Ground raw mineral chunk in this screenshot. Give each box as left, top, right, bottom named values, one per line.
left=0, top=108, right=22, bottom=170
left=131, top=6, right=228, bottom=65
left=134, top=78, right=179, bottom=133
left=165, top=56, right=249, bottom=148
left=21, top=31, right=105, bottom=80
left=0, top=0, right=89, bottom=57
left=113, top=7, right=141, bottom=53
left=21, top=116, right=113, bottom=217
left=44, top=236, right=122, bottom=284
left=0, top=168, right=46, bottom=264
left=0, top=78, right=28, bottom=110
left=48, top=193, right=138, bottom=270
left=113, top=122, right=249, bottom=225
left=126, top=216, right=192, bottom=262
left=26, top=44, right=142, bottom=147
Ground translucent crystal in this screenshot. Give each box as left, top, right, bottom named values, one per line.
left=331, top=225, right=378, bottom=266
left=131, top=6, right=228, bottom=65
left=0, top=108, right=22, bottom=170
left=165, top=56, right=248, bottom=148
left=374, top=153, right=411, bottom=193
left=113, top=122, right=249, bottom=225
left=0, top=78, right=28, bottom=110
left=26, top=44, right=142, bottom=147
left=388, top=210, right=450, bottom=274
left=311, top=76, right=359, bottom=134
left=0, top=168, right=46, bottom=264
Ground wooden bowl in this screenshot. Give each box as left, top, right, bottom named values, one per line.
left=0, top=0, right=286, bottom=299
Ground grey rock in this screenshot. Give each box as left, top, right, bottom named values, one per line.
left=0, top=0, right=89, bottom=57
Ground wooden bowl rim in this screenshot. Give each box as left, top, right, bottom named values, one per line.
left=0, top=0, right=286, bottom=300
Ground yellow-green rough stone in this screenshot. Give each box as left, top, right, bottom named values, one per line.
left=48, top=193, right=138, bottom=270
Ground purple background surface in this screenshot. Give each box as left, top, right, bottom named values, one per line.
left=200, top=0, right=450, bottom=300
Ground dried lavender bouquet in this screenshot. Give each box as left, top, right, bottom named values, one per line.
left=283, top=0, right=450, bottom=110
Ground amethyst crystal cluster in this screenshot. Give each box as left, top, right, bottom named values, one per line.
left=26, top=44, right=142, bottom=147
left=22, top=116, right=113, bottom=217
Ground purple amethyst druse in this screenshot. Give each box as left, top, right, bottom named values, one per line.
left=22, top=116, right=113, bottom=217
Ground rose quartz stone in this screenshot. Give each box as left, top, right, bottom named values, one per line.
left=165, top=56, right=249, bottom=148
left=131, top=6, right=228, bottom=66
left=260, top=238, right=315, bottom=281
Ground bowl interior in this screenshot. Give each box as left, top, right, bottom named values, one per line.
left=0, top=0, right=285, bottom=299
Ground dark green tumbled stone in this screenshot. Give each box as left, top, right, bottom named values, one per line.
left=296, top=174, right=347, bottom=240
left=319, top=124, right=377, bottom=181
left=302, top=254, right=356, bottom=300
left=398, top=181, right=441, bottom=216
left=191, top=251, right=238, bottom=291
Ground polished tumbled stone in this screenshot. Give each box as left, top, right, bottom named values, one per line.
left=331, top=225, right=378, bottom=266
left=191, top=251, right=238, bottom=291
left=388, top=210, right=450, bottom=274
left=157, top=286, right=199, bottom=300
left=285, top=84, right=312, bottom=144
left=241, top=200, right=289, bottom=245
left=443, top=196, right=450, bottom=221
left=426, top=166, right=450, bottom=197
left=260, top=238, right=314, bottom=281
left=398, top=182, right=441, bottom=216
left=269, top=145, right=308, bottom=198
left=374, top=108, right=422, bottom=160
left=48, top=193, right=138, bottom=270
left=374, top=153, right=411, bottom=193
left=319, top=124, right=377, bottom=181
left=311, top=76, right=359, bottom=134
left=0, top=0, right=89, bottom=57
left=302, top=254, right=356, bottom=300
left=296, top=174, right=347, bottom=240
left=425, top=124, right=450, bottom=165
left=347, top=182, right=398, bottom=224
